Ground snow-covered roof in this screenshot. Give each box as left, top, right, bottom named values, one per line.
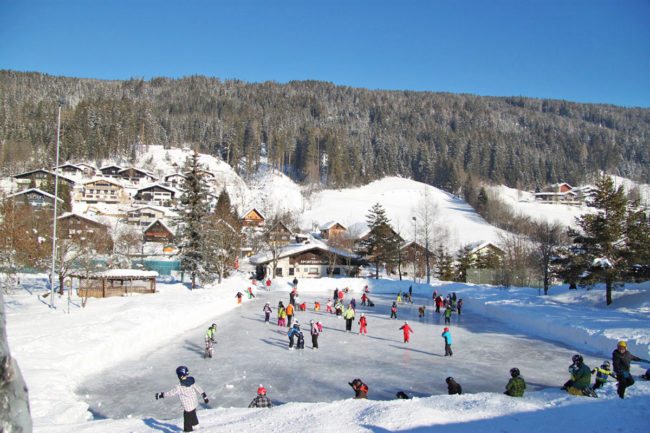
left=136, top=183, right=178, bottom=194
left=250, top=237, right=357, bottom=265
left=319, top=220, right=347, bottom=230
left=77, top=269, right=159, bottom=279
left=467, top=241, right=503, bottom=255
left=240, top=207, right=266, bottom=220
left=126, top=205, right=170, bottom=215
left=7, top=188, right=64, bottom=203
left=346, top=221, right=370, bottom=239
left=82, top=178, right=125, bottom=188
left=144, top=219, right=174, bottom=234
left=58, top=211, right=102, bottom=225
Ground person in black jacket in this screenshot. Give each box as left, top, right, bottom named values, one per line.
left=446, top=376, right=462, bottom=395
left=612, top=340, right=649, bottom=398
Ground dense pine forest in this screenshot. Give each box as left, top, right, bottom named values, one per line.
left=1, top=70, right=648, bottom=190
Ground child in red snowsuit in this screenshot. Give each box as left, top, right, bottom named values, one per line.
left=399, top=321, right=413, bottom=343
left=358, top=313, right=368, bottom=335
left=326, top=299, right=333, bottom=314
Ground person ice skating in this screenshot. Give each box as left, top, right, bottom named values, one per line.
left=344, top=304, right=356, bottom=332
left=445, top=377, right=462, bottom=395
left=289, top=287, right=298, bottom=307
left=444, top=305, right=452, bottom=325
left=314, top=301, right=321, bottom=311
left=155, top=366, right=208, bottom=432
left=299, top=301, right=307, bottom=311
left=326, top=299, right=333, bottom=314
left=349, top=378, right=368, bottom=399
left=563, top=354, right=594, bottom=397
left=333, top=288, right=339, bottom=303
left=390, top=302, right=398, bottom=319
left=612, top=340, right=648, bottom=398
left=263, top=302, right=272, bottom=324
left=361, top=292, right=368, bottom=306
left=286, top=302, right=295, bottom=327
left=591, top=361, right=615, bottom=390
left=292, top=277, right=298, bottom=288
left=235, top=291, right=243, bottom=304
left=277, top=302, right=287, bottom=327
left=265, top=278, right=272, bottom=288
left=452, top=292, right=457, bottom=302
left=396, top=291, right=403, bottom=304
left=408, top=285, right=413, bottom=301
left=504, top=368, right=526, bottom=397
left=204, top=323, right=217, bottom=358
left=435, top=295, right=443, bottom=313
left=310, top=319, right=320, bottom=349
left=350, top=298, right=357, bottom=310
left=418, top=305, right=426, bottom=318
left=364, top=284, right=370, bottom=293
left=457, top=299, right=463, bottom=316
left=338, top=289, right=345, bottom=302
left=287, top=321, right=301, bottom=350
left=358, top=313, right=368, bottom=335
left=432, top=290, right=438, bottom=300
left=335, top=300, right=344, bottom=316
left=247, top=286, right=256, bottom=299
left=399, top=321, right=413, bottom=343
left=248, top=385, right=273, bottom=408
left=442, top=327, right=453, bottom=356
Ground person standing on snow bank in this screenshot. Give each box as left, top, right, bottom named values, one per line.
left=504, top=368, right=526, bottom=397
left=399, top=321, right=413, bottom=343
left=349, top=378, right=368, bottom=399
left=445, top=377, right=462, bottom=395
left=612, top=340, right=648, bottom=398
left=248, top=385, right=273, bottom=408
left=155, top=366, right=208, bottom=433
left=441, top=327, right=453, bottom=357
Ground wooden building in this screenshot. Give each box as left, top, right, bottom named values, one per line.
left=266, top=221, right=293, bottom=246
left=134, top=184, right=177, bottom=207
left=75, top=179, right=131, bottom=204
left=73, top=269, right=158, bottom=298
left=143, top=219, right=175, bottom=243
left=7, top=188, right=63, bottom=208
left=319, top=221, right=347, bottom=240
left=240, top=208, right=266, bottom=227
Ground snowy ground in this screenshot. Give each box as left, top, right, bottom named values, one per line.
left=4, top=274, right=650, bottom=433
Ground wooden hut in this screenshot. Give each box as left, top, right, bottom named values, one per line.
left=73, top=269, right=158, bottom=298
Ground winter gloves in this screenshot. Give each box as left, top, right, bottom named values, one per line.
left=202, top=392, right=209, bottom=404
left=155, top=392, right=164, bottom=400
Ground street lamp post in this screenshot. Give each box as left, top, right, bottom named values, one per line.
left=49, top=99, right=63, bottom=308
left=412, top=216, right=417, bottom=283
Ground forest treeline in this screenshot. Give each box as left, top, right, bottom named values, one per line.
left=1, top=70, right=649, bottom=190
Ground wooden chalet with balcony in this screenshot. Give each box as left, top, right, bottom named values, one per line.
left=240, top=208, right=266, bottom=227
left=7, top=188, right=64, bottom=208
left=143, top=219, right=175, bottom=243
left=75, top=178, right=131, bottom=205
left=319, top=221, right=347, bottom=240
left=134, top=184, right=177, bottom=207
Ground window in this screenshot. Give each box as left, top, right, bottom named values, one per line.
left=276, top=268, right=283, bottom=277
left=308, top=267, right=319, bottom=275
left=288, top=268, right=294, bottom=276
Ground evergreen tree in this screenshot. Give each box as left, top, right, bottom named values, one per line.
left=565, top=176, right=628, bottom=305
left=363, top=203, right=399, bottom=279
left=454, top=245, right=474, bottom=282
left=435, top=245, right=455, bottom=281
left=214, top=188, right=239, bottom=228
left=623, top=201, right=650, bottom=281
left=177, top=152, right=210, bottom=289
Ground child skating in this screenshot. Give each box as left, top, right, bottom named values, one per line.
left=358, top=313, right=368, bottom=335
left=155, top=366, right=209, bottom=432
left=399, top=321, right=413, bottom=343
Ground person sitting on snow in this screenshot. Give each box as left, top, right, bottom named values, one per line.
left=591, top=360, right=615, bottom=389
left=349, top=378, right=368, bottom=399
left=446, top=377, right=462, bottom=395
left=248, top=385, right=273, bottom=408
left=504, top=368, right=526, bottom=397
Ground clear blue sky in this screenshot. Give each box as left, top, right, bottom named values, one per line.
left=1, top=0, right=649, bottom=107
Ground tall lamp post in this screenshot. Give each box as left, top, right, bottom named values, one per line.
left=49, top=98, right=63, bottom=308
left=412, top=216, right=417, bottom=283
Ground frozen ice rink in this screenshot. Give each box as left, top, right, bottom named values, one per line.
left=78, top=290, right=603, bottom=420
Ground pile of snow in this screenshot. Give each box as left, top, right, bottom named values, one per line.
left=4, top=274, right=650, bottom=432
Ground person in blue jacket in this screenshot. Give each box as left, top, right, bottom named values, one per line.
left=441, top=327, right=453, bottom=357
left=287, top=321, right=304, bottom=350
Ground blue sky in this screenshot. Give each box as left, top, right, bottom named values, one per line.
left=1, top=0, right=649, bottom=107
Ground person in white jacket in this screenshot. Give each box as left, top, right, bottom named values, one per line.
left=156, top=366, right=209, bottom=432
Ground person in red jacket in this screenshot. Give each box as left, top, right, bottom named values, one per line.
left=358, top=313, right=368, bottom=335
left=399, top=321, right=413, bottom=343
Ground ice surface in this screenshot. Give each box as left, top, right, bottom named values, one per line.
left=78, top=291, right=596, bottom=420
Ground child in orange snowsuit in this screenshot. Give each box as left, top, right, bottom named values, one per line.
left=314, top=301, right=321, bottom=311
left=399, top=322, right=413, bottom=343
